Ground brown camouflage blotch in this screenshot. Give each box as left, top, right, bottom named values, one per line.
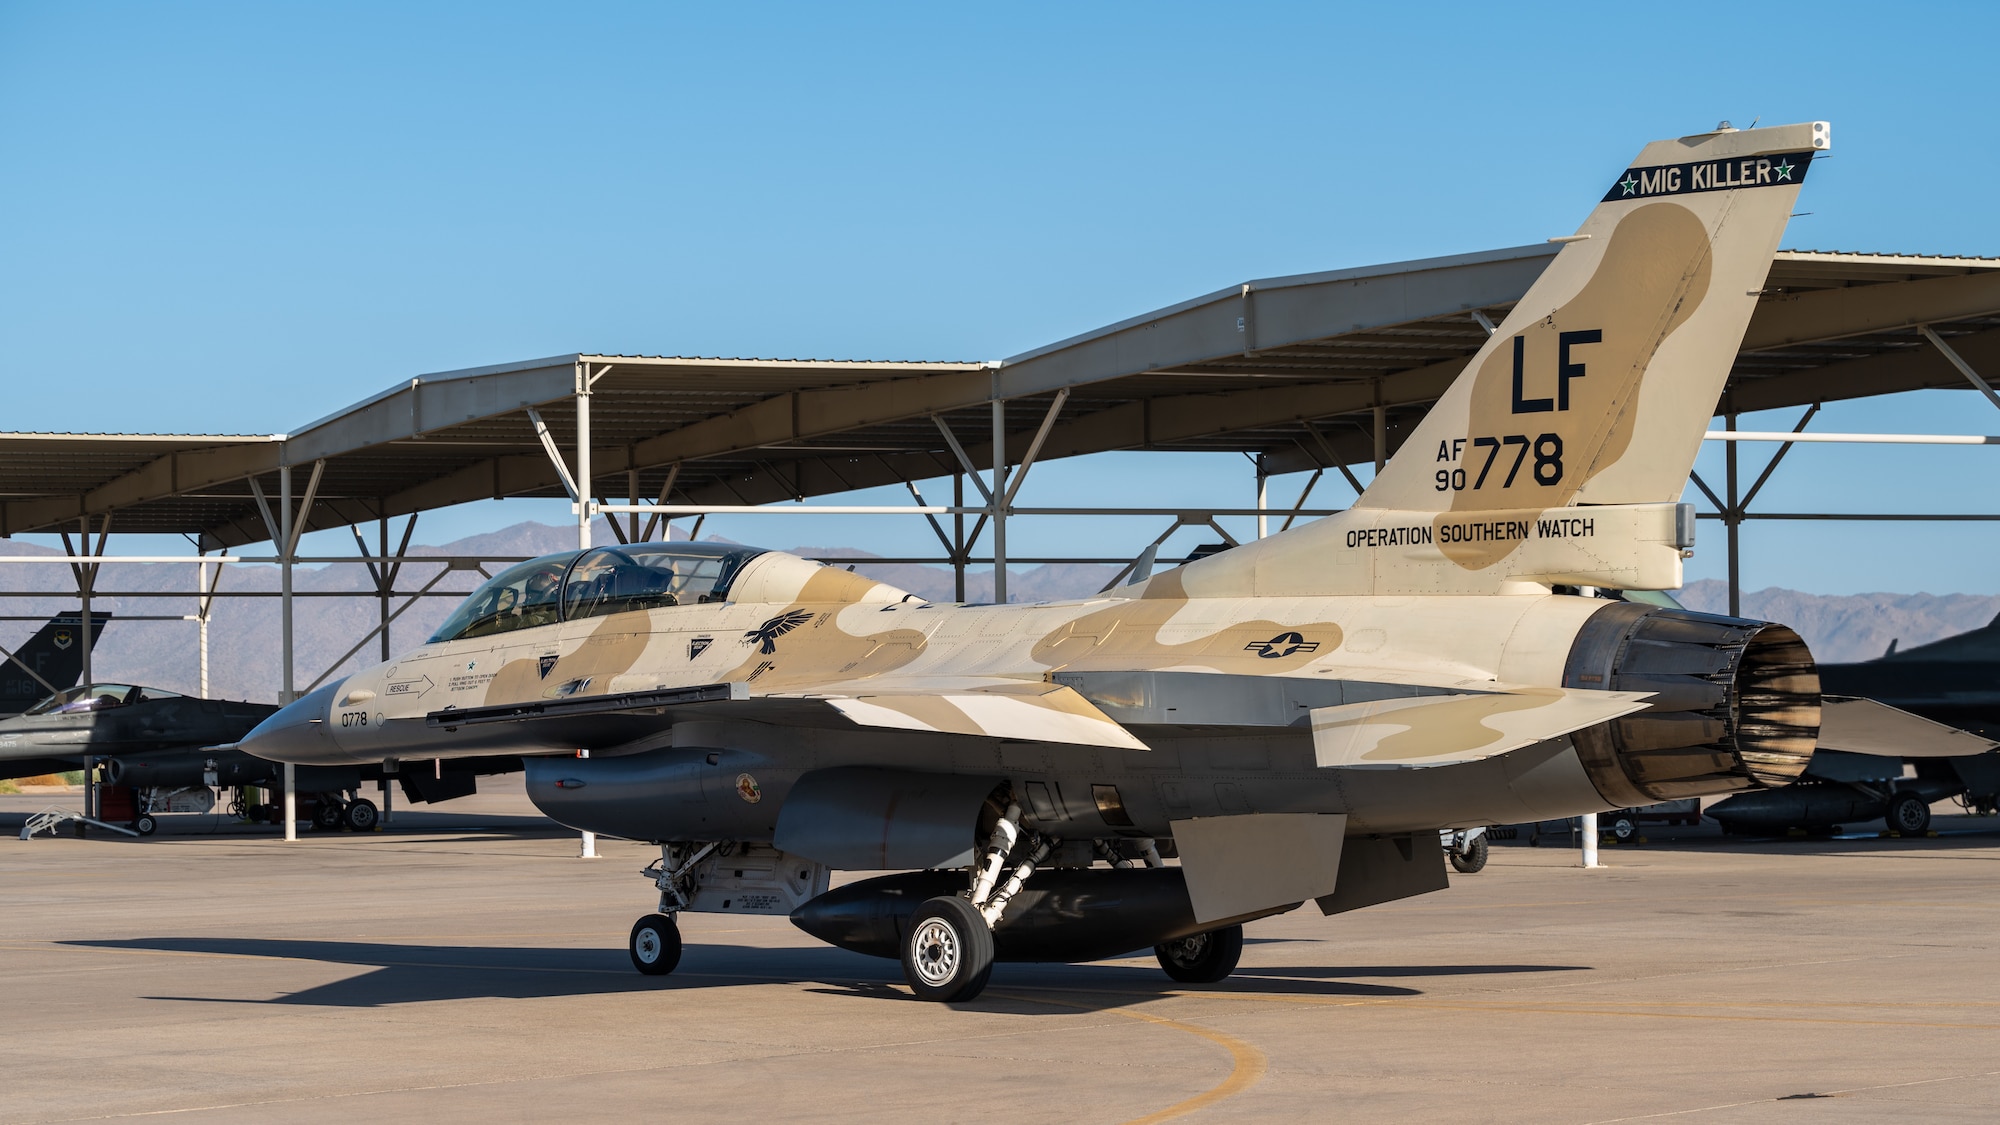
left=1440, top=202, right=1712, bottom=568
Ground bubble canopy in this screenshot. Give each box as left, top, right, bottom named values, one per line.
left=427, top=542, right=768, bottom=644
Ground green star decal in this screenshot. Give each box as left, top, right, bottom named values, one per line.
left=1774, top=159, right=1795, bottom=182
left=1619, top=174, right=1638, bottom=196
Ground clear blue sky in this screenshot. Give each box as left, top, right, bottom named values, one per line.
left=3, top=2, right=1997, bottom=594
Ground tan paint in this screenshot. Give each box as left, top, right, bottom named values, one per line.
left=714, top=568, right=929, bottom=688
left=1031, top=578, right=1344, bottom=675
left=1316, top=689, right=1564, bottom=762
left=1439, top=202, right=1712, bottom=567
left=861, top=693, right=981, bottom=735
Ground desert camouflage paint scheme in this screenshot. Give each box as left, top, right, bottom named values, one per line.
left=243, top=122, right=1830, bottom=986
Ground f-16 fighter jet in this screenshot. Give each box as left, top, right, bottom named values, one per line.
left=1, top=679, right=524, bottom=835
left=246, top=121, right=1831, bottom=1001
left=1707, top=616, right=2000, bottom=836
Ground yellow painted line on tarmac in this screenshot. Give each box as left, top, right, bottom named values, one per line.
left=991, top=990, right=1266, bottom=1124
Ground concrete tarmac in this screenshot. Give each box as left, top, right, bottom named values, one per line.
left=6, top=781, right=2000, bottom=1123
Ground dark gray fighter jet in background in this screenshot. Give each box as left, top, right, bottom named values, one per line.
left=2, top=681, right=521, bottom=834
left=1, top=612, right=110, bottom=719
left=1708, top=616, right=2000, bottom=835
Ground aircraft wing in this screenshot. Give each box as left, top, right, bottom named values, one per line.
left=1310, top=686, right=1654, bottom=769
left=425, top=677, right=1148, bottom=752
left=1816, top=695, right=1999, bottom=758
left=768, top=677, right=1150, bottom=751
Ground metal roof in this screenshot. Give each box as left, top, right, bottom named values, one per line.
left=3, top=245, right=1997, bottom=547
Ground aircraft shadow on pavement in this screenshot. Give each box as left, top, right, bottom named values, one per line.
left=65, top=936, right=1587, bottom=1011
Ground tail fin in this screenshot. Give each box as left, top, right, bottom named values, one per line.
left=0, top=611, right=112, bottom=715
left=1359, top=121, right=1829, bottom=512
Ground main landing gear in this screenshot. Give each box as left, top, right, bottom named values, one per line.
left=900, top=796, right=1057, bottom=1003
left=1154, top=925, right=1244, bottom=983
left=902, top=896, right=993, bottom=1002
left=308, top=793, right=380, bottom=832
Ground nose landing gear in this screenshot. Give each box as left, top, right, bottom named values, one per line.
left=629, top=914, right=682, bottom=976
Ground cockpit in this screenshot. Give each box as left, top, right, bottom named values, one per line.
left=427, top=542, right=769, bottom=644
left=24, top=684, right=184, bottom=715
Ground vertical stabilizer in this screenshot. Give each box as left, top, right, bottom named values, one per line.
left=0, top=612, right=112, bottom=716
left=1358, top=122, right=1828, bottom=514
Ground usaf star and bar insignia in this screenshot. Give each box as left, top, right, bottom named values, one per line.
left=1245, top=631, right=1320, bottom=659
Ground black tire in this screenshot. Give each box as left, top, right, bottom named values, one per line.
left=311, top=800, right=345, bottom=831
left=1887, top=792, right=1931, bottom=836
left=1450, top=834, right=1489, bottom=874
left=343, top=798, right=379, bottom=832
left=1154, top=924, right=1245, bottom=984
left=629, top=913, right=682, bottom=976
left=1610, top=814, right=1640, bottom=842
left=133, top=814, right=157, bottom=837
left=902, top=895, right=995, bottom=1002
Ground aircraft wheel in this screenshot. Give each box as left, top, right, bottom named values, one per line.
left=1610, top=814, right=1640, bottom=842
left=133, top=814, right=157, bottom=837
left=343, top=798, right=379, bottom=832
left=629, top=914, right=682, bottom=976
left=901, top=896, right=994, bottom=1002
left=311, top=799, right=345, bottom=832
left=1155, top=924, right=1244, bottom=984
left=1887, top=793, right=1931, bottom=836
left=1449, top=834, right=1489, bottom=874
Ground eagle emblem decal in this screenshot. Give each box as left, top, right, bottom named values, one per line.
left=744, top=610, right=815, bottom=655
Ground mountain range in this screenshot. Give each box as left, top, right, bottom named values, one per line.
left=0, top=523, right=1990, bottom=702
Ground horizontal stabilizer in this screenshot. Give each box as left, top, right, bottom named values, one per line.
left=1312, top=687, right=1653, bottom=769
left=1817, top=696, right=1998, bottom=758
left=800, top=679, right=1148, bottom=751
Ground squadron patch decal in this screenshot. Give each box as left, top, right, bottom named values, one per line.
left=52, top=630, right=72, bottom=651
left=536, top=654, right=559, bottom=679
left=735, top=773, right=762, bottom=804
left=744, top=610, right=814, bottom=655
left=688, top=635, right=714, bottom=659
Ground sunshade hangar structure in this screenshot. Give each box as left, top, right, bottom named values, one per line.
left=1, top=241, right=1997, bottom=834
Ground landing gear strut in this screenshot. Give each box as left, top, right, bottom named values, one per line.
left=900, top=796, right=1059, bottom=1003
left=625, top=842, right=718, bottom=979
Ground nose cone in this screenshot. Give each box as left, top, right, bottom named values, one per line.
left=242, top=681, right=345, bottom=764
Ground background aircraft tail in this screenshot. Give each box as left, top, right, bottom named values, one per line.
left=1358, top=121, right=1829, bottom=513
left=0, top=611, right=112, bottom=716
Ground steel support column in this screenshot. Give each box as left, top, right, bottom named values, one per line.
left=1255, top=463, right=1268, bottom=540
left=279, top=464, right=296, bottom=842
left=953, top=473, right=966, bottom=602
left=196, top=552, right=219, bottom=696
left=1724, top=412, right=1741, bottom=617
left=991, top=398, right=1008, bottom=605
left=576, top=369, right=597, bottom=860
left=1372, top=396, right=1387, bottom=474
left=76, top=515, right=96, bottom=829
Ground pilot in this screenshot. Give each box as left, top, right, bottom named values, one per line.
left=567, top=555, right=619, bottom=618
left=520, top=569, right=562, bottom=628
